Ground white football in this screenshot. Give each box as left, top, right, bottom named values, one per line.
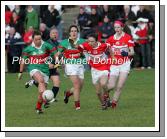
left=42, top=90, right=54, bottom=102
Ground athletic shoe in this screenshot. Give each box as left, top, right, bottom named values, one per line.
left=43, top=102, right=50, bottom=108
left=49, top=98, right=57, bottom=103
left=64, top=90, right=70, bottom=104
left=101, top=102, right=107, bottom=110
left=111, top=100, right=117, bottom=109
left=36, top=108, right=43, bottom=114
left=107, top=100, right=112, bottom=107
left=25, top=80, right=34, bottom=88
left=75, top=107, right=80, bottom=110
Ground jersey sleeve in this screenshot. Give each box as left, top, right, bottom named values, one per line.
left=21, top=47, right=30, bottom=60
left=45, top=42, right=57, bottom=56
left=127, top=35, right=135, bottom=47
left=78, top=42, right=89, bottom=52
left=58, top=41, right=66, bottom=53
left=106, top=36, right=114, bottom=46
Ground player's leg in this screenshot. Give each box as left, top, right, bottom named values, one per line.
left=32, top=71, right=46, bottom=113
left=99, top=74, right=111, bottom=108
left=94, top=83, right=103, bottom=104
left=69, top=75, right=82, bottom=110
left=49, top=67, right=60, bottom=100
left=107, top=75, right=117, bottom=91
left=25, top=79, right=38, bottom=88
left=112, top=72, right=128, bottom=108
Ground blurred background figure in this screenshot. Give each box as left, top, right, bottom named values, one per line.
left=5, top=26, right=23, bottom=73
left=137, top=5, right=154, bottom=23
left=122, top=5, right=136, bottom=22
left=41, top=5, right=62, bottom=41
left=23, top=26, right=34, bottom=45
left=39, top=23, right=50, bottom=41
left=98, top=15, right=115, bottom=42
left=24, top=5, right=39, bottom=31
left=134, top=18, right=152, bottom=69
left=12, top=5, right=26, bottom=35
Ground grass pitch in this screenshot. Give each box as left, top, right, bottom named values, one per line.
left=5, top=69, right=155, bottom=127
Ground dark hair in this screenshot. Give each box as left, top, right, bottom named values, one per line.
left=32, top=30, right=41, bottom=39
left=87, top=33, right=98, bottom=41
left=69, top=25, right=79, bottom=33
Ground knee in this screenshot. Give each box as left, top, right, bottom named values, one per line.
left=38, top=78, right=45, bottom=84
left=53, top=78, right=61, bottom=86
left=107, top=84, right=115, bottom=90
left=116, top=86, right=122, bottom=92
left=73, top=81, right=80, bottom=89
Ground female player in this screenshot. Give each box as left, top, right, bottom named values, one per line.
left=77, top=34, right=111, bottom=110
left=56, top=25, right=85, bottom=110
left=106, top=20, right=135, bottom=108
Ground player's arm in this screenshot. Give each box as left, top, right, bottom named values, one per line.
left=18, top=50, right=29, bottom=80
left=18, top=59, right=25, bottom=80
left=127, top=38, right=135, bottom=56
left=121, top=37, right=135, bottom=57
left=53, top=44, right=65, bottom=68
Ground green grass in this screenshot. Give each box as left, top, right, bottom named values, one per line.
left=5, top=69, right=155, bottom=127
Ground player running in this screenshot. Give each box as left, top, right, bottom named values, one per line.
left=24, top=28, right=60, bottom=106
left=56, top=25, right=85, bottom=110
left=18, top=31, right=57, bottom=114
left=106, top=20, right=135, bottom=109
left=76, top=34, right=112, bottom=110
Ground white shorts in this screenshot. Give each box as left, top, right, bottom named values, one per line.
left=29, top=69, right=49, bottom=84
left=65, top=64, right=84, bottom=79
left=91, top=67, right=109, bottom=84
left=110, top=61, right=131, bottom=76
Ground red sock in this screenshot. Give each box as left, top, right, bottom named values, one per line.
left=36, top=101, right=42, bottom=110
left=75, top=101, right=80, bottom=108
left=43, top=99, right=47, bottom=104
left=66, top=91, right=73, bottom=97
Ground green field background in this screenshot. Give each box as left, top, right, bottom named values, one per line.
left=5, top=69, right=155, bottom=127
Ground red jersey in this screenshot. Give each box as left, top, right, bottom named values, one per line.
left=78, top=42, right=110, bottom=70
left=106, top=33, right=135, bottom=65
left=135, top=26, right=148, bottom=44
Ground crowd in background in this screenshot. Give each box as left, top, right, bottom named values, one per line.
left=5, top=5, right=155, bottom=73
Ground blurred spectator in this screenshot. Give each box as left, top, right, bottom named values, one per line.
left=134, top=18, right=152, bottom=69
left=39, top=23, right=50, bottom=41
left=24, top=5, right=39, bottom=31
left=10, top=11, right=21, bottom=35
left=12, top=5, right=26, bottom=35
left=76, top=7, right=94, bottom=38
left=7, top=5, right=15, bottom=11
left=98, top=15, right=115, bottom=41
left=112, top=5, right=124, bottom=20
left=83, top=5, right=92, bottom=14
left=137, top=5, right=154, bottom=23
left=100, top=5, right=116, bottom=23
left=89, top=7, right=101, bottom=28
left=131, top=5, right=140, bottom=16
left=120, top=5, right=136, bottom=22
left=76, top=7, right=90, bottom=31
left=148, top=22, right=155, bottom=67
left=42, top=5, right=61, bottom=28
left=54, top=5, right=64, bottom=41
left=5, top=26, right=22, bottom=73
left=39, top=5, right=48, bottom=20
left=23, top=26, right=34, bottom=45
left=5, top=6, right=12, bottom=24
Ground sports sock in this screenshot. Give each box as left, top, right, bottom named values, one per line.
left=66, top=91, right=73, bottom=97
left=33, top=80, right=39, bottom=87
left=36, top=101, right=42, bottom=110
left=52, top=86, right=59, bottom=98
left=75, top=101, right=80, bottom=108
